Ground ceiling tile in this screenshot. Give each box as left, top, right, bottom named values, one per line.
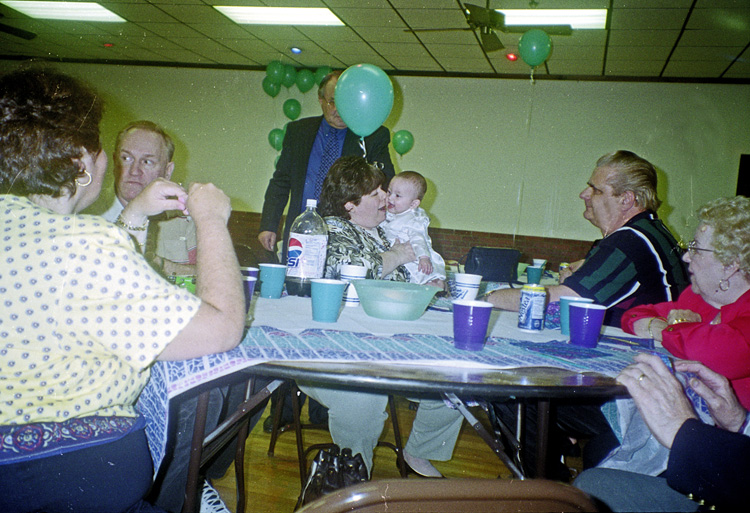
left=187, top=23, right=257, bottom=39
left=608, top=29, right=681, bottom=46
left=680, top=29, right=750, bottom=46
left=663, top=60, right=732, bottom=77
left=332, top=8, right=407, bottom=28
left=611, top=8, right=689, bottom=30
left=607, top=45, right=673, bottom=60
left=103, top=3, right=174, bottom=23
left=723, top=60, right=750, bottom=78
left=434, top=57, right=492, bottom=71
left=134, top=22, right=206, bottom=38
left=605, top=60, right=664, bottom=76
left=157, top=4, right=231, bottom=24
left=354, top=26, right=416, bottom=43
left=547, top=60, right=606, bottom=75
left=688, top=7, right=750, bottom=30
left=671, top=46, right=746, bottom=61
left=423, top=43, right=488, bottom=60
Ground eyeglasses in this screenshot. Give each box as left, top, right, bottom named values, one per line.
left=687, top=240, right=714, bottom=256
left=322, top=97, right=335, bottom=108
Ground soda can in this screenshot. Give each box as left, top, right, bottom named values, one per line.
left=518, top=284, right=546, bottom=332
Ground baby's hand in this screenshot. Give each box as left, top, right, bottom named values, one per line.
left=418, top=256, right=433, bottom=275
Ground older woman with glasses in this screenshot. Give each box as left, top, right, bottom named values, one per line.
left=621, top=195, right=750, bottom=407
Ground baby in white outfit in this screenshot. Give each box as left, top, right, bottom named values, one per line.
left=382, top=171, right=446, bottom=286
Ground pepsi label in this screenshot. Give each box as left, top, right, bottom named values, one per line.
left=286, top=233, right=327, bottom=279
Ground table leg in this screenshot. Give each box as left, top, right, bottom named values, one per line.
left=443, top=393, right=524, bottom=479
left=536, top=399, right=551, bottom=479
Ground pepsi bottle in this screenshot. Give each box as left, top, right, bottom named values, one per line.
left=285, top=199, right=328, bottom=297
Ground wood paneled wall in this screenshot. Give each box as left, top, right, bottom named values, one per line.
left=229, top=211, right=593, bottom=270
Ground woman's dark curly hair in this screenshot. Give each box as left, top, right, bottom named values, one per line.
left=0, top=68, right=103, bottom=198
left=318, top=156, right=386, bottom=218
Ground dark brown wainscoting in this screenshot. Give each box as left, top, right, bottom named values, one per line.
left=228, top=211, right=594, bottom=270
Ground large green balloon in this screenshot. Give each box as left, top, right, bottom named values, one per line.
left=283, top=99, right=301, bottom=120
left=335, top=64, right=394, bottom=138
left=315, top=66, right=333, bottom=85
left=296, top=69, right=315, bottom=93
left=281, top=65, right=297, bottom=88
left=262, top=76, right=281, bottom=97
left=268, top=128, right=284, bottom=151
left=266, top=60, right=284, bottom=84
left=392, top=130, right=414, bottom=155
left=518, top=29, right=552, bottom=67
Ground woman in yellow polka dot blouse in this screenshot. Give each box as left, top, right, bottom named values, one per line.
left=0, top=69, right=245, bottom=512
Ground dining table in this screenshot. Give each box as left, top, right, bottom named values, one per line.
left=138, top=290, right=658, bottom=512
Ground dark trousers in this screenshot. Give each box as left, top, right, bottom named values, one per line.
left=0, top=427, right=163, bottom=513
left=151, top=377, right=269, bottom=512
left=492, top=399, right=620, bottom=479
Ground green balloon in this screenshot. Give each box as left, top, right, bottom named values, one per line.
left=518, top=29, right=552, bottom=67
left=283, top=99, right=301, bottom=120
left=266, top=60, right=284, bottom=84
left=392, top=130, right=414, bottom=155
left=262, top=76, right=281, bottom=97
left=281, top=65, right=297, bottom=88
left=296, top=69, right=315, bottom=93
left=268, top=128, right=284, bottom=151
left=314, top=66, right=333, bottom=85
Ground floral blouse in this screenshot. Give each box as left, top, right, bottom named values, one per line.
left=323, top=216, right=409, bottom=282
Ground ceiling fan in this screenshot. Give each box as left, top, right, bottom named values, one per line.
left=405, top=1, right=571, bottom=53
left=0, top=13, right=37, bottom=40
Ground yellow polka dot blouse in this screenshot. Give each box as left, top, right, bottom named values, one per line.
left=1, top=195, right=201, bottom=425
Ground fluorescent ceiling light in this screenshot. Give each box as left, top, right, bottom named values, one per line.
left=498, top=9, right=607, bottom=30
left=0, top=1, right=124, bottom=22
left=214, top=6, right=344, bottom=26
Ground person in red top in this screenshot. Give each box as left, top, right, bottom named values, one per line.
left=622, top=196, right=750, bottom=408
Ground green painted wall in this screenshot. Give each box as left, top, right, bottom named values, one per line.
left=3, top=61, right=748, bottom=243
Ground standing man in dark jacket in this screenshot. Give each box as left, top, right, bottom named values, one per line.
left=257, top=70, right=394, bottom=430
left=258, top=70, right=395, bottom=261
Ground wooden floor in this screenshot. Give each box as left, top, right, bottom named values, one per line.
left=211, top=398, right=582, bottom=513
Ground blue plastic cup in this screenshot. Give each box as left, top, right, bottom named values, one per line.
left=311, top=279, right=347, bottom=323
left=559, top=296, right=595, bottom=336
left=258, top=263, right=286, bottom=299
left=526, top=265, right=543, bottom=284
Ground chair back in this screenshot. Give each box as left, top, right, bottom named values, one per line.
left=296, top=478, right=597, bottom=513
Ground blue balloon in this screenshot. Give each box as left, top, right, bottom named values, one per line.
left=334, top=64, right=394, bottom=137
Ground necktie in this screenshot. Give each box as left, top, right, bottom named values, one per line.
left=313, top=129, right=340, bottom=200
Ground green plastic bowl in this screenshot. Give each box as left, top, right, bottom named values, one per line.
left=352, top=279, right=440, bottom=321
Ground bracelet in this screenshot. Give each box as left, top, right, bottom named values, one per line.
left=647, top=316, right=667, bottom=338
left=115, top=214, right=149, bottom=232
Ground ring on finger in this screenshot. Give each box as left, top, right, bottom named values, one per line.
left=637, top=373, right=646, bottom=382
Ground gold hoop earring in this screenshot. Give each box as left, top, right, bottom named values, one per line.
left=76, top=169, right=92, bottom=187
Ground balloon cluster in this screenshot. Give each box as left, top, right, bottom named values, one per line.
left=262, top=60, right=332, bottom=98
left=265, top=62, right=416, bottom=156
left=264, top=61, right=334, bottom=151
